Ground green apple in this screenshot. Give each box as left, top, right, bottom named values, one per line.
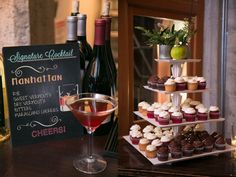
left=170, top=46, right=187, bottom=60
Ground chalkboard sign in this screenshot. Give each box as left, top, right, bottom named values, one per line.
left=3, top=44, right=83, bottom=146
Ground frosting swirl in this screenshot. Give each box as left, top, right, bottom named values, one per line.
left=184, top=107, right=196, bottom=114
left=164, top=78, right=175, bottom=85
left=146, top=144, right=157, bottom=151
left=209, top=106, right=219, bottom=112
left=159, top=111, right=170, bottom=119
left=130, top=124, right=141, bottom=131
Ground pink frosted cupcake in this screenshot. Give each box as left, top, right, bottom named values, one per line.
left=209, top=106, right=220, bottom=119
left=147, top=106, right=155, bottom=119
left=171, top=111, right=183, bottom=123
left=197, top=107, right=208, bottom=120
left=184, top=107, right=196, bottom=122
left=158, top=111, right=170, bottom=125
left=129, top=130, right=142, bottom=145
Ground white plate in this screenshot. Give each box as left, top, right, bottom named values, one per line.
left=123, top=135, right=235, bottom=165
left=134, top=111, right=225, bottom=128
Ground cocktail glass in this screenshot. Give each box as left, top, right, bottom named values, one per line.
left=65, top=93, right=118, bottom=174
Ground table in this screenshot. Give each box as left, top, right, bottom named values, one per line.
left=0, top=136, right=117, bottom=177
left=118, top=139, right=236, bottom=177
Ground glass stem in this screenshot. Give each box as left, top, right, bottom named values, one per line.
left=88, top=131, right=93, bottom=159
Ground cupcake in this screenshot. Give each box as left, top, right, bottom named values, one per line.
left=158, top=111, right=170, bottom=125
left=182, top=143, right=194, bottom=156
left=168, top=140, right=180, bottom=151
left=209, top=106, right=220, bottom=119
left=154, top=108, right=163, bottom=121
left=169, top=106, right=179, bottom=118
left=154, top=130, right=163, bottom=139
left=153, top=126, right=161, bottom=133
left=197, top=107, right=208, bottom=120
left=174, top=134, right=185, bottom=144
left=138, top=101, right=147, bottom=114
left=193, top=140, right=204, bottom=154
left=190, top=100, right=201, bottom=108
left=183, top=98, right=192, bottom=104
left=152, top=102, right=162, bottom=109
left=215, top=136, right=226, bottom=150
left=143, top=125, right=154, bottom=133
left=161, top=104, right=170, bottom=112
left=146, top=133, right=157, bottom=142
left=147, top=75, right=159, bottom=89
left=203, top=137, right=214, bottom=152
left=157, top=146, right=169, bottom=161
left=161, top=135, right=171, bottom=146
left=139, top=138, right=150, bottom=151
left=163, top=101, right=173, bottom=108
left=187, top=78, right=198, bottom=90
left=171, top=111, right=183, bottom=123
left=147, top=106, right=155, bottom=119
left=170, top=145, right=182, bottom=159
left=141, top=104, right=150, bottom=116
left=184, top=107, right=196, bottom=122
left=181, top=104, right=191, bottom=116
left=145, top=145, right=157, bottom=158
left=164, top=78, right=176, bottom=92
left=174, top=77, right=187, bottom=91
left=129, top=130, right=142, bottom=145
left=195, top=103, right=205, bottom=110
left=157, top=76, right=170, bottom=90
left=130, top=124, right=141, bottom=132
left=151, top=139, right=163, bottom=150
left=197, top=77, right=207, bottom=89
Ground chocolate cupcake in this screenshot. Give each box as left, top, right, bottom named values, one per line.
left=215, top=136, right=226, bottom=150
left=170, top=146, right=182, bottom=159
left=174, top=134, right=185, bottom=144
left=203, top=137, right=214, bottom=152
left=147, top=75, right=159, bottom=89
left=182, top=143, right=194, bottom=156
left=157, top=76, right=170, bottom=90
left=193, top=140, right=204, bottom=154
left=168, top=140, right=180, bottom=151
left=157, top=146, right=169, bottom=161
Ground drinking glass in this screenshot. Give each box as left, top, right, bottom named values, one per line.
left=66, top=93, right=118, bottom=174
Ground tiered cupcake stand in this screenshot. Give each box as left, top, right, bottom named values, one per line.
left=123, top=58, right=235, bottom=165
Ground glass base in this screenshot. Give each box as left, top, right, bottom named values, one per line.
left=73, top=154, right=107, bottom=174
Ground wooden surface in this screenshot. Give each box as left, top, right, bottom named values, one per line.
left=118, top=138, right=236, bottom=177
left=0, top=136, right=117, bottom=177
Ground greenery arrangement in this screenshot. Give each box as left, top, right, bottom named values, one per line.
left=135, top=18, right=196, bottom=46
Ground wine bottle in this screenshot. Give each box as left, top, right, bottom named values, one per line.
left=71, top=0, right=79, bottom=16
left=77, top=14, right=93, bottom=70
left=83, top=19, right=115, bottom=135
left=66, top=16, right=85, bottom=81
left=102, top=17, right=117, bottom=86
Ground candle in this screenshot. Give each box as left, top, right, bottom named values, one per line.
left=232, top=139, right=236, bottom=147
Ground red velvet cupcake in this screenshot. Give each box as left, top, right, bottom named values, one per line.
left=147, top=106, right=155, bottom=119
left=197, top=77, right=207, bottom=89
left=197, top=107, right=208, bottom=120
left=171, top=111, right=183, bottom=123
left=174, top=77, right=187, bottom=91
left=154, top=108, right=163, bottom=122
left=168, top=106, right=179, bottom=119
left=129, top=130, right=142, bottom=145
left=209, top=106, right=220, bottom=119
left=158, top=111, right=170, bottom=125
left=184, top=108, right=196, bottom=122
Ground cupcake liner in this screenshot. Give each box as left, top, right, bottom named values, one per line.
left=183, top=149, right=194, bottom=156
left=147, top=112, right=154, bottom=119
left=157, top=153, right=169, bottom=161
left=209, top=111, right=220, bottom=119
left=171, top=151, right=183, bottom=159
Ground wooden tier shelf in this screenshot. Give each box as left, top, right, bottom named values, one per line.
left=123, top=136, right=235, bottom=165
left=154, top=59, right=201, bottom=63
left=134, top=111, right=225, bottom=128
left=143, top=86, right=209, bottom=94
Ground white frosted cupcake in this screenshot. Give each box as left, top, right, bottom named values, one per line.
left=145, top=145, right=157, bottom=158
left=138, top=138, right=150, bottom=151
left=129, top=130, right=142, bottom=145
left=171, top=111, right=183, bottom=123
left=158, top=111, right=170, bottom=125
left=151, top=139, right=163, bottom=149
left=197, top=107, right=208, bottom=120
left=164, top=78, right=176, bottom=92
left=142, top=125, right=154, bottom=133
left=209, top=106, right=220, bottom=119
left=130, top=124, right=141, bottom=131
left=152, top=102, right=162, bottom=109
left=160, top=135, right=171, bottom=146
left=184, top=107, right=196, bottom=122
left=146, top=133, right=157, bottom=142
left=187, top=78, right=198, bottom=90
